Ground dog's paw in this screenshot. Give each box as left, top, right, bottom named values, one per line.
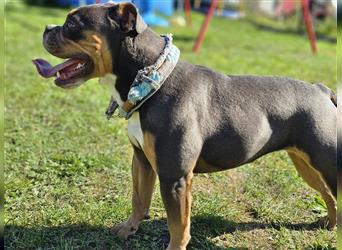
left=111, top=219, right=139, bottom=240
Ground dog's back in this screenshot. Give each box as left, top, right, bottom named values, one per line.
left=146, top=63, right=336, bottom=173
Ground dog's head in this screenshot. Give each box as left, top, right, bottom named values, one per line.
left=33, top=2, right=147, bottom=88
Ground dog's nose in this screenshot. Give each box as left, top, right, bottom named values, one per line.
left=45, top=24, right=57, bottom=32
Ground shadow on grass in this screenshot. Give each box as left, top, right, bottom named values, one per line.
left=192, top=214, right=323, bottom=233
left=5, top=214, right=325, bottom=249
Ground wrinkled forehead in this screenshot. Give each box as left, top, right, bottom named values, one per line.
left=67, top=4, right=110, bottom=25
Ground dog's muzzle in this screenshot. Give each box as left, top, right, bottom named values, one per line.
left=42, top=24, right=65, bottom=55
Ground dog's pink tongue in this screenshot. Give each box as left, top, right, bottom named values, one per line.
left=32, top=58, right=77, bottom=78
left=32, top=59, right=59, bottom=78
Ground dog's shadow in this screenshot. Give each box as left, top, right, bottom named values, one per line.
left=5, top=214, right=327, bottom=250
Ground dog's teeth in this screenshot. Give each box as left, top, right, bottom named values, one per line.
left=61, top=72, right=67, bottom=80
left=76, top=63, right=85, bottom=70
left=56, top=71, right=60, bottom=78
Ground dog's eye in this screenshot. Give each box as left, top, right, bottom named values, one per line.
left=65, top=21, right=76, bottom=30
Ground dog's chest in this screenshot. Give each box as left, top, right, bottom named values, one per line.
left=99, top=74, right=144, bottom=148
left=128, top=112, right=144, bottom=148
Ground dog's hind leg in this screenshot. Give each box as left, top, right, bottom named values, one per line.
left=112, top=146, right=156, bottom=239
left=287, top=148, right=336, bottom=229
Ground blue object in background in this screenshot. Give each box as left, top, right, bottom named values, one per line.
left=56, top=0, right=73, bottom=6
left=56, top=0, right=173, bottom=27
left=133, top=0, right=173, bottom=16
left=135, top=0, right=171, bottom=27
left=154, top=0, right=173, bottom=16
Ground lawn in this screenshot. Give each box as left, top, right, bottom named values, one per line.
left=5, top=2, right=337, bottom=249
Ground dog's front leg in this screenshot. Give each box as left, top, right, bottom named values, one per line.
left=112, top=146, right=156, bottom=239
left=160, top=172, right=193, bottom=250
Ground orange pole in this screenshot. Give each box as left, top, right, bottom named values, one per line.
left=184, top=0, right=192, bottom=26
left=301, top=0, right=317, bottom=54
left=193, top=0, right=217, bottom=53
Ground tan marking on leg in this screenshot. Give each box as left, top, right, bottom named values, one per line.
left=112, top=150, right=156, bottom=239
left=287, top=147, right=336, bottom=229
left=161, top=172, right=193, bottom=250
left=142, top=132, right=193, bottom=248
left=142, top=132, right=158, bottom=172
left=131, top=153, right=156, bottom=222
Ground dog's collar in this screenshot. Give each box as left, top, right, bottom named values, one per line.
left=106, top=34, right=180, bottom=120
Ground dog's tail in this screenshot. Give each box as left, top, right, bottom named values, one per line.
left=316, top=83, right=337, bottom=107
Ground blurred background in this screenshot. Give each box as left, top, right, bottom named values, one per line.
left=5, top=0, right=337, bottom=249
left=22, top=0, right=337, bottom=53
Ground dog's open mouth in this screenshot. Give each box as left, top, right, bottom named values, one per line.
left=32, top=56, right=93, bottom=87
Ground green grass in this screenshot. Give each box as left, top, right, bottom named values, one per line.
left=5, top=2, right=337, bottom=249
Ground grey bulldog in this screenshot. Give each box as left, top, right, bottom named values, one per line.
left=33, top=2, right=337, bottom=250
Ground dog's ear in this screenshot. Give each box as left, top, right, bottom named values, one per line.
left=108, top=2, right=147, bottom=34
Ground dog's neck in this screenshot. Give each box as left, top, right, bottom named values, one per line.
left=112, top=28, right=166, bottom=102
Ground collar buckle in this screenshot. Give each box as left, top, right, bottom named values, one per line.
left=105, top=97, right=119, bottom=120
